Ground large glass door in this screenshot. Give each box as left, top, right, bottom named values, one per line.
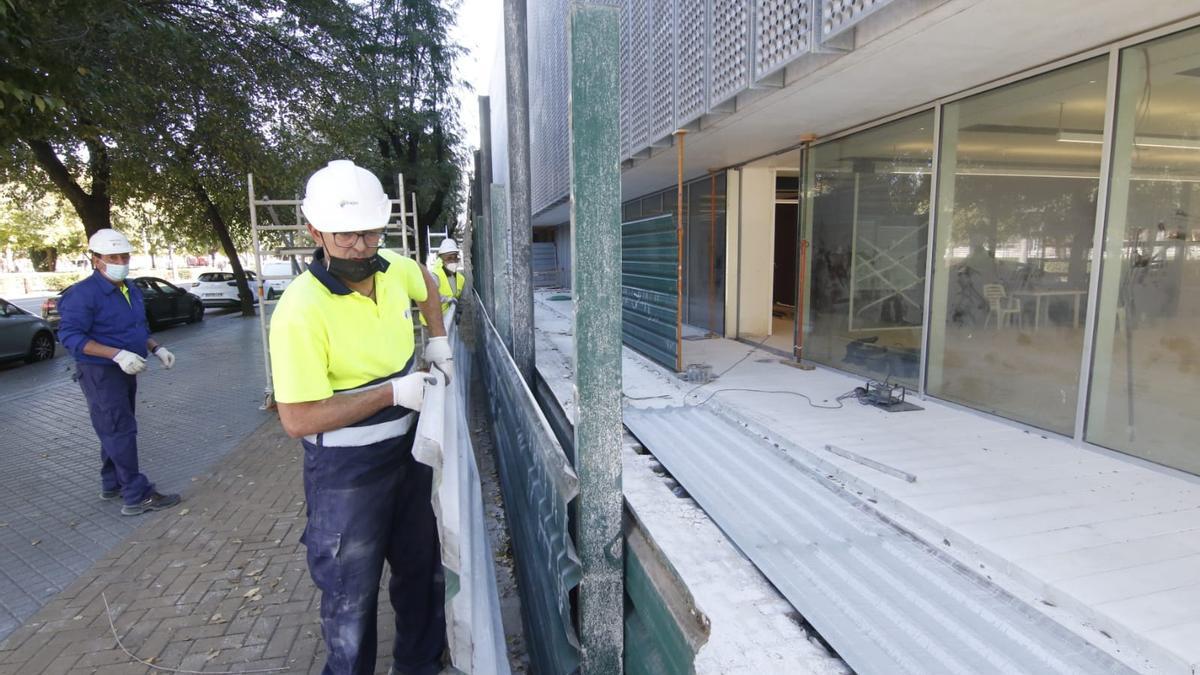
left=925, top=57, right=1109, bottom=435
left=1086, top=26, right=1200, bottom=473
left=802, top=112, right=935, bottom=388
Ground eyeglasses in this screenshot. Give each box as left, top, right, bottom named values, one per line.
left=330, top=231, right=385, bottom=248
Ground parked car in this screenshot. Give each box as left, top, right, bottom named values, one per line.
left=42, top=277, right=204, bottom=332
left=260, top=262, right=301, bottom=300
left=190, top=271, right=261, bottom=307
left=134, top=277, right=205, bottom=329
left=0, top=298, right=56, bottom=364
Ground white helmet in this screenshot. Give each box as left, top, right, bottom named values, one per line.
left=88, top=229, right=133, bottom=255
left=301, top=160, right=391, bottom=233
left=437, top=238, right=460, bottom=256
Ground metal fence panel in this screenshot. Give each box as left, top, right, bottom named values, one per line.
left=622, top=214, right=679, bottom=370
left=533, top=242, right=559, bottom=288
left=476, top=297, right=583, bottom=674
left=414, top=306, right=510, bottom=674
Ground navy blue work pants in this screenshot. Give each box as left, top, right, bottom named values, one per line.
left=301, top=423, right=446, bottom=675
left=76, top=362, right=152, bottom=505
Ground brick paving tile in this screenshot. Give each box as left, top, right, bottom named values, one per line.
left=0, top=313, right=269, bottom=640
left=0, top=417, right=408, bottom=674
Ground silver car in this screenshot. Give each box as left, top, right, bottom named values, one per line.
left=0, top=298, right=56, bottom=365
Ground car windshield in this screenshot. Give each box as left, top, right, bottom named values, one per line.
left=198, top=273, right=234, bottom=282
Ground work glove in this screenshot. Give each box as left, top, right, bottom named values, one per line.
left=154, top=347, right=175, bottom=369
left=112, top=350, right=147, bottom=375
left=424, top=336, right=453, bottom=384
left=390, top=371, right=438, bottom=412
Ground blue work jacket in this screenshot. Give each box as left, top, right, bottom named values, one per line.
left=57, top=271, right=151, bottom=366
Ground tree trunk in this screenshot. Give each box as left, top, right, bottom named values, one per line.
left=23, top=138, right=112, bottom=237
left=189, top=175, right=256, bottom=316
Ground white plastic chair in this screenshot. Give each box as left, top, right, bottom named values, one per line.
left=983, top=284, right=1022, bottom=329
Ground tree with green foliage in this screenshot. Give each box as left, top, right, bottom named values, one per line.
left=1, top=0, right=466, bottom=315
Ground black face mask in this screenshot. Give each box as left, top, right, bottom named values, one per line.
left=318, top=234, right=384, bottom=282
left=326, top=252, right=384, bottom=282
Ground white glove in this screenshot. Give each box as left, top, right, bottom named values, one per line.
left=112, top=350, right=147, bottom=375
left=154, top=347, right=175, bottom=369
left=390, top=372, right=437, bottom=411
left=424, top=336, right=453, bottom=384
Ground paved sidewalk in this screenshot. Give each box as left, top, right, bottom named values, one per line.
left=0, top=416, right=388, bottom=674
left=0, top=312, right=269, bottom=640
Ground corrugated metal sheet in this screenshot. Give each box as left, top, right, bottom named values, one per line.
left=476, top=300, right=583, bottom=674
left=414, top=305, right=509, bottom=674
left=624, top=405, right=1137, bottom=675
left=622, top=214, right=679, bottom=370
left=532, top=242, right=559, bottom=288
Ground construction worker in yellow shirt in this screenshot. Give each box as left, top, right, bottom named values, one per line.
left=268, top=160, right=450, bottom=675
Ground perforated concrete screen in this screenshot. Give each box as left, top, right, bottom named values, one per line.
left=755, top=0, right=812, bottom=80
left=676, top=0, right=707, bottom=124
left=822, top=0, right=895, bottom=39
left=650, top=0, right=678, bottom=142
left=709, top=0, right=751, bottom=106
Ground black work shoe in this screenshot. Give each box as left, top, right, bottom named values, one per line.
left=100, top=488, right=120, bottom=501
left=121, top=491, right=181, bottom=516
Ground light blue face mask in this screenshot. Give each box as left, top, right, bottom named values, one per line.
left=102, top=263, right=129, bottom=282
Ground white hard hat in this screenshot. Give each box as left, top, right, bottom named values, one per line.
left=88, top=229, right=133, bottom=255
left=437, top=238, right=460, bottom=255
left=300, top=160, right=391, bottom=233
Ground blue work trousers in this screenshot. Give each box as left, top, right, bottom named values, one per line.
left=301, top=423, right=446, bottom=675
left=76, top=362, right=152, bottom=505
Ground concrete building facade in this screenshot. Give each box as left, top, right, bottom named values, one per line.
left=488, top=0, right=1200, bottom=478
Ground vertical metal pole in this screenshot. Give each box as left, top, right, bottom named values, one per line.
left=479, top=96, right=495, bottom=313
left=247, top=174, right=273, bottom=408
left=569, top=4, right=623, bottom=673
left=918, top=105, right=942, bottom=398
left=505, top=0, right=535, bottom=384
left=674, top=129, right=687, bottom=372
left=491, top=184, right=513, bottom=349
left=1073, top=47, right=1122, bottom=443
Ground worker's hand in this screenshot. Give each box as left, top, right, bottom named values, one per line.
left=424, top=336, right=453, bottom=384
left=154, top=347, right=175, bottom=369
left=112, top=350, right=147, bottom=375
left=390, top=372, right=437, bottom=411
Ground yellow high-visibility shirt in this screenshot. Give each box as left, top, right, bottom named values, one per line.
left=268, top=249, right=428, bottom=404
left=419, top=258, right=462, bottom=326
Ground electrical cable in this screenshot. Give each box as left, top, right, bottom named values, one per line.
left=683, top=332, right=773, bottom=401
left=687, top=386, right=857, bottom=409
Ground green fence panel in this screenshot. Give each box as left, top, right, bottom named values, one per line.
left=622, top=214, right=679, bottom=371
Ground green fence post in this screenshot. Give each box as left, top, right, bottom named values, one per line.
left=490, top=184, right=512, bottom=349
left=569, top=3, right=624, bottom=673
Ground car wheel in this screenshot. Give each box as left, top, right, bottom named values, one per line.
left=189, top=302, right=204, bottom=323
left=267, top=288, right=278, bottom=301
left=25, top=331, right=55, bottom=363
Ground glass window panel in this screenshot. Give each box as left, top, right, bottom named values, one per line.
left=684, top=174, right=726, bottom=332
left=804, top=112, right=934, bottom=388
left=1087, top=27, right=1200, bottom=473
left=926, top=57, right=1108, bottom=434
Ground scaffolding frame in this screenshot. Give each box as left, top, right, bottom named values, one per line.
left=248, top=172, right=419, bottom=408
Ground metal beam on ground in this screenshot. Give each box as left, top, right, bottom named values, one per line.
left=569, top=4, right=624, bottom=673
left=504, top=0, right=535, bottom=385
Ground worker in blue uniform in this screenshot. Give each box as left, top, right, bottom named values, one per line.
left=270, top=160, right=452, bottom=675
left=57, top=228, right=182, bottom=516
